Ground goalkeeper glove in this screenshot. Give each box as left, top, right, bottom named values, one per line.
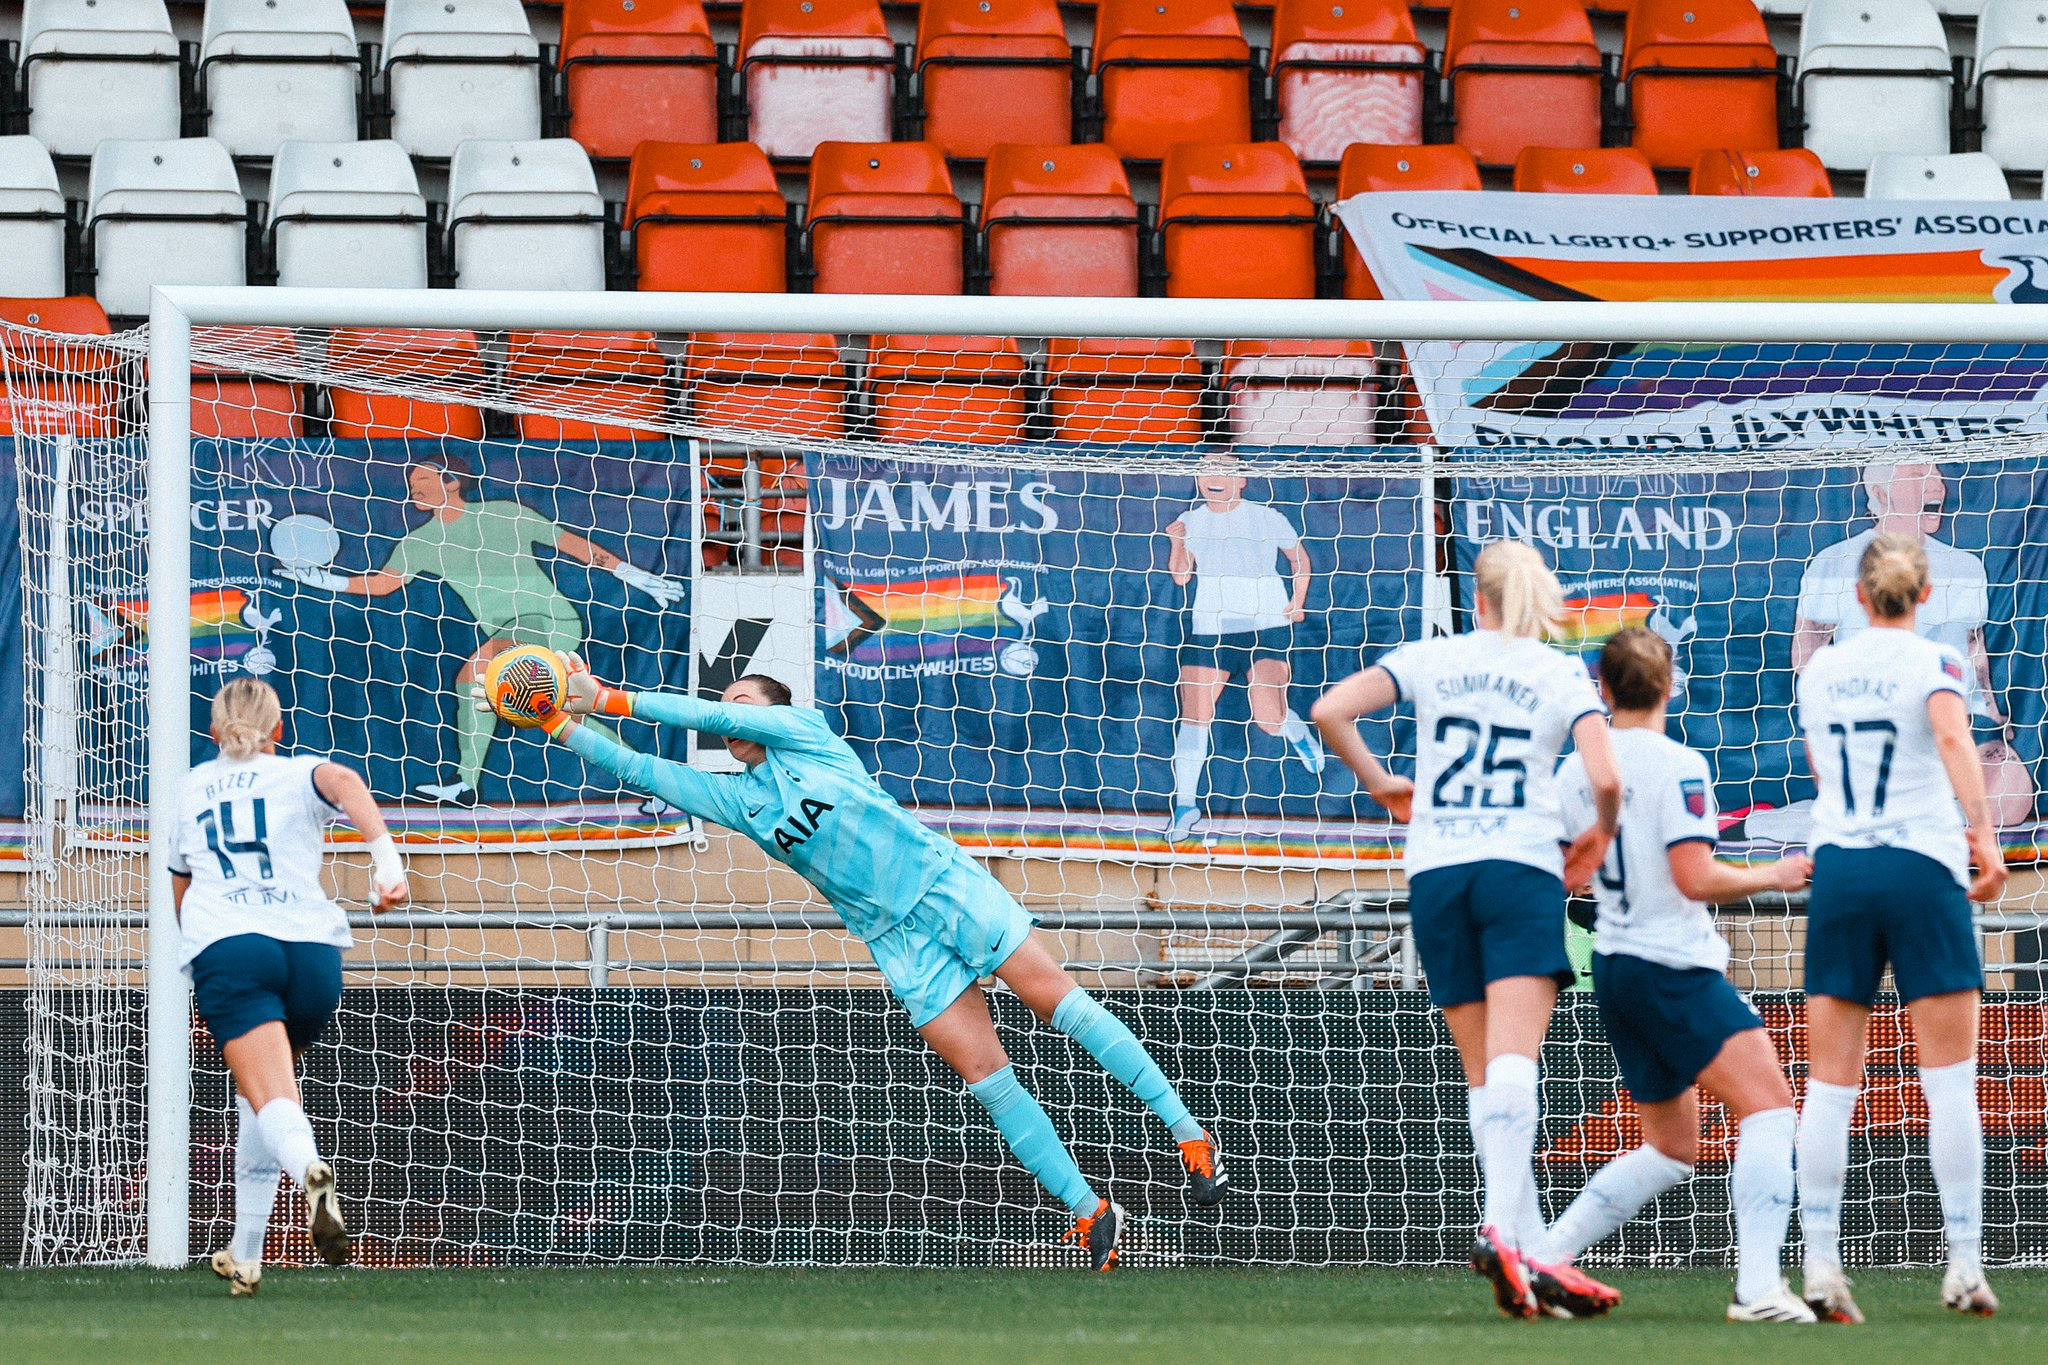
left=272, top=565, right=350, bottom=592
left=562, top=653, right=634, bottom=718
left=612, top=561, right=685, bottom=608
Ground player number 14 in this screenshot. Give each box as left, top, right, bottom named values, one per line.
left=197, top=798, right=273, bottom=879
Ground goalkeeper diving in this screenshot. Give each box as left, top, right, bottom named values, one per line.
left=480, top=655, right=1229, bottom=1268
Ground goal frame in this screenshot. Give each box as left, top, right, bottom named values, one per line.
left=137, top=286, right=2048, bottom=1268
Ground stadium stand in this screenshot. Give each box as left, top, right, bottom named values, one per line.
left=445, top=138, right=608, bottom=291
left=325, top=326, right=487, bottom=438
left=804, top=141, right=969, bottom=295
left=0, top=294, right=119, bottom=436
left=85, top=137, right=249, bottom=318
left=1335, top=144, right=1480, bottom=300
left=1093, top=0, right=1257, bottom=161
left=381, top=0, right=544, bottom=159
left=1443, top=0, right=1605, bottom=168
left=1689, top=146, right=1835, bottom=195
left=504, top=330, right=671, bottom=439
left=1043, top=335, right=1207, bottom=443
left=979, top=144, right=1142, bottom=298
left=1268, top=0, right=1430, bottom=166
left=1222, top=338, right=1383, bottom=446
left=1865, top=149, right=2014, bottom=197
left=1512, top=145, right=1659, bottom=193
left=267, top=139, right=431, bottom=289
left=1797, top=0, right=1955, bottom=170
left=868, top=333, right=1029, bottom=444
left=1975, top=0, right=2048, bottom=172
left=199, top=0, right=364, bottom=160
left=0, top=136, right=69, bottom=299
left=189, top=324, right=305, bottom=440
left=21, top=0, right=183, bottom=158
left=914, top=0, right=1077, bottom=159
left=1157, top=142, right=1318, bottom=299
left=559, top=0, right=721, bottom=160
left=626, top=141, right=790, bottom=292
left=739, top=0, right=896, bottom=161
left=685, top=331, right=847, bottom=441
left=1621, top=0, right=1782, bottom=170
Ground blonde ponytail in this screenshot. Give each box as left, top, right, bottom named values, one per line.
left=212, top=678, right=281, bottom=760
left=1858, top=531, right=1929, bottom=621
left=1475, top=540, right=1564, bottom=639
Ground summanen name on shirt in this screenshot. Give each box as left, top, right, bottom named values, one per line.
left=1432, top=673, right=1542, bottom=713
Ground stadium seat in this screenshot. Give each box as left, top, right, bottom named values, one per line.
left=626, top=142, right=789, bottom=292
left=1093, top=0, right=1256, bottom=161
left=1976, top=0, right=2048, bottom=172
left=560, top=0, right=720, bottom=160
left=1223, top=339, right=1381, bottom=447
left=200, top=0, right=363, bottom=160
left=741, top=0, right=896, bottom=161
left=1444, top=0, right=1604, bottom=167
left=0, top=297, right=122, bottom=438
left=382, top=0, right=544, bottom=159
left=504, top=331, right=670, bottom=440
left=1269, top=0, right=1430, bottom=165
left=1043, top=337, right=1206, bottom=444
left=1689, top=147, right=1833, bottom=195
left=805, top=142, right=969, bottom=295
left=1335, top=145, right=1480, bottom=299
left=86, top=138, right=249, bottom=319
left=980, top=144, right=1141, bottom=297
left=1622, top=0, right=1780, bottom=170
left=1798, top=0, right=1953, bottom=170
left=446, top=139, right=607, bottom=291
left=268, top=139, right=431, bottom=289
left=1512, top=146, right=1658, bottom=193
left=868, top=335, right=1027, bottom=444
left=21, top=0, right=184, bottom=158
left=1865, top=151, right=2012, bottom=199
left=915, top=0, right=1075, bottom=159
left=0, top=137, right=71, bottom=299
left=325, top=328, right=486, bottom=439
left=1158, top=143, right=1318, bottom=299
left=190, top=325, right=305, bottom=439
left=686, top=332, right=847, bottom=441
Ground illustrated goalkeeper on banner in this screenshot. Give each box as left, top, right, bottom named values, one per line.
left=474, top=646, right=1230, bottom=1269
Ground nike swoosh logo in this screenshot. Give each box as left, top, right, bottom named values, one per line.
left=745, top=804, right=767, bottom=818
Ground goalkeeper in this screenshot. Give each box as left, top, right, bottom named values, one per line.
left=494, top=657, right=1229, bottom=1269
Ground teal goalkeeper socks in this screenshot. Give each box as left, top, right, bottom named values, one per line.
left=1051, top=990, right=1204, bottom=1143
left=967, top=1066, right=1098, bottom=1217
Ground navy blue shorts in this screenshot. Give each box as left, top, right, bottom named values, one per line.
left=1805, top=845, right=1982, bottom=1006
left=1408, top=859, right=1574, bottom=1009
left=190, top=934, right=345, bottom=1051
left=1180, top=626, right=1293, bottom=676
left=1593, top=953, right=1765, bottom=1104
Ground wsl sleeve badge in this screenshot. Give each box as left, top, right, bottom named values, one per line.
left=1681, top=778, right=1708, bottom=818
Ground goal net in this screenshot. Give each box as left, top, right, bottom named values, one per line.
left=9, top=293, right=2048, bottom=1271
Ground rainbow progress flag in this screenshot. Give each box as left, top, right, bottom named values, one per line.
left=824, top=574, right=1017, bottom=662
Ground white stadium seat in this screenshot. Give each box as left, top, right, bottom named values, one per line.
left=1798, top=0, right=1953, bottom=171
left=87, top=138, right=249, bottom=317
left=1864, top=151, right=2013, bottom=199
left=201, top=0, right=363, bottom=159
left=381, top=0, right=544, bottom=160
left=446, top=139, right=607, bottom=291
left=1223, top=341, right=1382, bottom=447
left=0, top=136, right=71, bottom=298
left=268, top=139, right=429, bottom=289
left=21, top=0, right=184, bottom=158
left=1977, top=0, right=2048, bottom=172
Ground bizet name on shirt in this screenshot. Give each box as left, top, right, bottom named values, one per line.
left=202, top=769, right=261, bottom=801
left=1433, top=673, right=1542, bottom=712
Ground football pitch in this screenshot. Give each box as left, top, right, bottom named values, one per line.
left=0, top=1267, right=2040, bottom=1364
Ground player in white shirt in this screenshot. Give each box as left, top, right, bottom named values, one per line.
left=1313, top=541, right=1624, bottom=1320
left=1793, top=534, right=2008, bottom=1322
left=1540, top=628, right=1816, bottom=1324
left=170, top=679, right=409, bottom=1296
left=1164, top=462, right=1324, bottom=841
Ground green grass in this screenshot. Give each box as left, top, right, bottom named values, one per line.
left=0, top=1266, right=2040, bottom=1365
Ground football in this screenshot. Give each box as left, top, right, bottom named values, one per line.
left=481, top=645, right=569, bottom=729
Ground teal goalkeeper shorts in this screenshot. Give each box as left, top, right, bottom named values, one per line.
left=866, top=857, right=1037, bottom=1027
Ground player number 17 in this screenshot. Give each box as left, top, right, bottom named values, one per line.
left=1827, top=720, right=1897, bottom=817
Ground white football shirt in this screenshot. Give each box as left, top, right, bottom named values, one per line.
left=1173, top=500, right=1301, bottom=635
left=170, top=752, right=351, bottom=967
left=1798, top=627, right=1970, bottom=887
left=1797, top=531, right=1990, bottom=716
left=1377, top=630, right=1606, bottom=879
left=1558, top=728, right=1728, bottom=973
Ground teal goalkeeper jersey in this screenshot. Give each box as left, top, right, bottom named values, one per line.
left=562, top=694, right=957, bottom=941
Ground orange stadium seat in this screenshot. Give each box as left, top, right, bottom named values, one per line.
left=1444, top=0, right=1604, bottom=167
left=1690, top=147, right=1833, bottom=195
left=1269, top=0, right=1430, bottom=165
left=980, top=144, right=1141, bottom=297
left=325, top=328, right=485, bottom=439
left=504, top=332, right=671, bottom=440
left=0, top=297, right=122, bottom=438
left=806, top=142, right=969, bottom=295
left=740, top=0, right=896, bottom=160
left=916, top=0, right=1076, bottom=159
left=191, top=326, right=304, bottom=440
left=1093, top=0, right=1256, bottom=160
left=1623, top=0, right=1780, bottom=170
left=1223, top=339, right=1381, bottom=447
left=1044, top=337, right=1206, bottom=444
left=868, top=335, right=1028, bottom=444
left=686, top=332, right=848, bottom=442
left=560, top=0, right=720, bottom=160
left=1513, top=146, right=1658, bottom=192
left=1336, top=144, right=1481, bottom=299
left=1158, top=142, right=1318, bottom=299
left=626, top=142, right=789, bottom=292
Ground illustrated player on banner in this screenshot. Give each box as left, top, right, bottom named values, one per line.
left=473, top=648, right=1229, bottom=1270
left=270, top=450, right=684, bottom=806
left=1164, top=459, right=1326, bottom=842
left=171, top=679, right=410, bottom=1297
left=1312, top=542, right=1625, bottom=1320
left=1542, top=628, right=1817, bottom=1323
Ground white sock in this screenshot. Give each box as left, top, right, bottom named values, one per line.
left=1797, top=1079, right=1859, bottom=1270
left=1478, top=1054, right=1540, bottom=1244
left=1919, top=1060, right=1984, bottom=1269
left=1279, top=708, right=1313, bottom=745
left=1544, top=1144, right=1692, bottom=1262
left=1470, top=1086, right=1551, bottom=1256
left=255, top=1098, right=322, bottom=1187
left=1171, top=723, right=1210, bottom=807
left=231, top=1095, right=282, bottom=1264
left=1732, top=1107, right=1796, bottom=1303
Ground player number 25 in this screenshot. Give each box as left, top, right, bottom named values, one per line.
left=1430, top=718, right=1531, bottom=811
